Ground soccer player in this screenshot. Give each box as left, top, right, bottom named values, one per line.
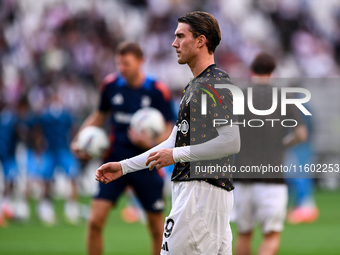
left=95, top=12, right=241, bottom=255
left=285, top=103, right=318, bottom=224
left=0, top=96, right=19, bottom=224
left=233, top=53, right=308, bottom=255
left=38, top=91, right=80, bottom=225
left=71, top=42, right=174, bottom=255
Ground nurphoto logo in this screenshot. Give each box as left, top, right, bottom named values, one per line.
left=199, top=84, right=312, bottom=128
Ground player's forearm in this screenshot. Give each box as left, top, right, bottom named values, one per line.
left=173, top=125, right=240, bottom=163
left=283, top=124, right=308, bottom=147
left=120, top=125, right=178, bottom=175
left=73, top=111, right=106, bottom=141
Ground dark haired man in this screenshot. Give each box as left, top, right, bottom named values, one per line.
left=233, top=53, right=308, bottom=255
left=96, top=11, right=241, bottom=254
left=72, top=42, right=174, bottom=255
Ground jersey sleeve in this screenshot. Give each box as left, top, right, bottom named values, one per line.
left=286, top=97, right=304, bottom=126
left=98, top=73, right=116, bottom=113
left=153, top=80, right=175, bottom=123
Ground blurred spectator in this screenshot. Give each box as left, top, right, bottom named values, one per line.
left=1, top=0, right=339, bottom=95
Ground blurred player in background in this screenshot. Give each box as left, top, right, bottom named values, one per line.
left=36, top=90, right=80, bottom=225
left=233, top=53, right=308, bottom=255
left=0, top=95, right=19, bottom=225
left=71, top=42, right=173, bottom=255
left=95, top=11, right=241, bottom=255
left=285, top=103, right=318, bottom=224
left=16, top=95, right=39, bottom=222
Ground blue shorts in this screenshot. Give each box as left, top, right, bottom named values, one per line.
left=27, top=149, right=53, bottom=180
left=1, top=156, right=18, bottom=182
left=27, top=148, right=80, bottom=180
left=94, top=168, right=164, bottom=213
left=50, top=149, right=80, bottom=179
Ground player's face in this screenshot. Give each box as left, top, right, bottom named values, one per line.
left=116, top=53, right=143, bottom=81
left=172, top=23, right=198, bottom=65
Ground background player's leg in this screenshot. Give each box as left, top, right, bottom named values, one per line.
left=38, top=152, right=56, bottom=225
left=234, top=183, right=255, bottom=255
left=235, top=232, right=252, bottom=255
left=37, top=181, right=56, bottom=225
left=130, top=170, right=164, bottom=255
left=87, top=199, right=113, bottom=255
left=88, top=177, right=127, bottom=255
left=1, top=158, right=19, bottom=219
left=258, top=231, right=280, bottom=255
left=59, top=149, right=81, bottom=224
left=257, top=184, right=287, bottom=255
left=147, top=212, right=164, bottom=255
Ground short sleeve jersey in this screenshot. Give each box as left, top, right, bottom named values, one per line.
left=99, top=73, right=174, bottom=162
left=39, top=107, right=73, bottom=151
left=171, top=64, right=238, bottom=191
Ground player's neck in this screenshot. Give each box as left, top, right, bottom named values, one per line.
left=251, top=74, right=272, bottom=85
left=127, top=71, right=145, bottom=88
left=189, top=53, right=215, bottom=77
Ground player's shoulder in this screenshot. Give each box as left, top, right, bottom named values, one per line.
left=194, top=65, right=232, bottom=87
left=0, top=108, right=19, bottom=123
left=210, top=65, right=232, bottom=83
left=146, top=75, right=172, bottom=102
left=100, top=72, right=120, bottom=92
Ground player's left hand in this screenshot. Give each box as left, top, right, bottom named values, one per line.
left=95, top=162, right=123, bottom=184
left=70, top=140, right=91, bottom=160
left=146, top=149, right=174, bottom=170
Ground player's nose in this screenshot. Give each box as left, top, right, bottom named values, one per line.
left=172, top=38, right=179, bottom=48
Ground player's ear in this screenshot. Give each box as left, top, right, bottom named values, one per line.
left=196, top=35, right=207, bottom=49
left=136, top=56, right=144, bottom=66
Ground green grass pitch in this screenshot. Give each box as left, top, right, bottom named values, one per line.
left=0, top=190, right=339, bottom=255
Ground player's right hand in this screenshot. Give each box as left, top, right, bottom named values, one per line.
left=95, top=162, right=123, bottom=184
left=127, top=127, right=153, bottom=150
left=70, top=140, right=91, bottom=160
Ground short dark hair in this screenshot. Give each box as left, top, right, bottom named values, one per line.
left=178, top=11, right=221, bottom=54
left=250, top=53, right=276, bottom=75
left=117, top=42, right=143, bottom=59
